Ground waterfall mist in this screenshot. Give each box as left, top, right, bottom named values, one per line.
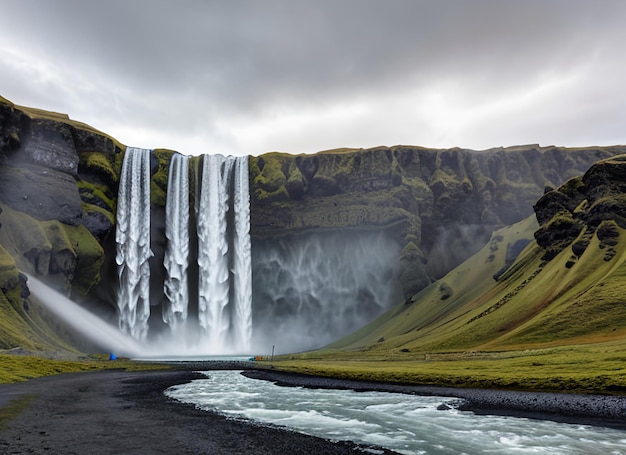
left=27, top=275, right=142, bottom=357
left=101, top=148, right=402, bottom=356
left=251, top=230, right=402, bottom=354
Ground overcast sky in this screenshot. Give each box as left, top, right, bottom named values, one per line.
left=1, top=1, right=625, bottom=156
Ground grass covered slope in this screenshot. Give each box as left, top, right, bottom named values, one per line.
left=276, top=156, right=626, bottom=393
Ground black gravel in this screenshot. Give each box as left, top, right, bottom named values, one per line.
left=0, top=368, right=398, bottom=454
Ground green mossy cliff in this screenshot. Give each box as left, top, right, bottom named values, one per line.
left=325, top=154, right=626, bottom=362
left=0, top=97, right=125, bottom=350
left=2, top=95, right=626, bottom=353
left=249, top=145, right=626, bottom=296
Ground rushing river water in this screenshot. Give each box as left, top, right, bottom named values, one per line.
left=166, top=371, right=626, bottom=454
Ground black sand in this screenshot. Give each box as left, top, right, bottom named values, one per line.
left=0, top=368, right=398, bottom=454
left=1, top=364, right=625, bottom=454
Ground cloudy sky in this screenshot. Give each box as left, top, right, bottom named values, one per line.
left=1, top=1, right=625, bottom=156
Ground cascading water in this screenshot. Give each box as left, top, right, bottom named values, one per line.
left=196, top=154, right=235, bottom=349
left=115, top=146, right=153, bottom=341
left=232, top=156, right=252, bottom=349
left=114, top=149, right=398, bottom=356
left=162, top=152, right=190, bottom=331
left=116, top=149, right=252, bottom=355
left=251, top=231, right=402, bottom=353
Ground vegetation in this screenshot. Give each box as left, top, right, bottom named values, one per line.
left=269, top=192, right=626, bottom=394
left=270, top=340, right=626, bottom=394
left=78, top=152, right=118, bottom=184
left=150, top=149, right=177, bottom=207
left=0, top=353, right=169, bottom=384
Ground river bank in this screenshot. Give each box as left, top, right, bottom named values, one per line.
left=0, top=368, right=397, bottom=454
left=244, top=368, right=626, bottom=430
left=1, top=365, right=625, bottom=454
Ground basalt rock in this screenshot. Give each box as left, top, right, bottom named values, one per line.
left=0, top=97, right=121, bottom=305
left=251, top=145, right=626, bottom=297
left=534, top=155, right=626, bottom=261
left=0, top=162, right=83, bottom=226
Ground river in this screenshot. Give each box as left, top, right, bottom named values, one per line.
left=166, top=370, right=626, bottom=454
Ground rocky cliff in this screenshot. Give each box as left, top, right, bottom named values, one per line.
left=0, top=97, right=123, bottom=336
left=248, top=145, right=626, bottom=297
left=329, top=154, right=626, bottom=357
left=2, top=95, right=626, bottom=351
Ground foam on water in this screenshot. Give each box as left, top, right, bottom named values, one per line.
left=166, top=370, right=626, bottom=455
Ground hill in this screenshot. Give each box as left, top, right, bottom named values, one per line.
left=276, top=156, right=626, bottom=393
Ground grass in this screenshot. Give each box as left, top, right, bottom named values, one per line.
left=268, top=338, right=626, bottom=394
left=270, top=207, right=626, bottom=395
left=0, top=353, right=170, bottom=384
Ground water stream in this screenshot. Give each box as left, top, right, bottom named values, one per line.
left=166, top=370, right=626, bottom=455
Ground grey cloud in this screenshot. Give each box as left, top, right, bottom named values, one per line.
left=1, top=0, right=625, bottom=154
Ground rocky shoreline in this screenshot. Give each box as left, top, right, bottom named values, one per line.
left=1, top=365, right=626, bottom=454
left=243, top=368, right=626, bottom=430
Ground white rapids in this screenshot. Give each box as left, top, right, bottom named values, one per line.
left=167, top=371, right=626, bottom=455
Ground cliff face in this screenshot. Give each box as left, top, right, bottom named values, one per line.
left=0, top=98, right=123, bottom=321
left=330, top=154, right=626, bottom=357
left=249, top=145, right=626, bottom=297
left=2, top=96, right=626, bottom=352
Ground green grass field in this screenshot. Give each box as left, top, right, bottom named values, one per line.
left=0, top=353, right=168, bottom=384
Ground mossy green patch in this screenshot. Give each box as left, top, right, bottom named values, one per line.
left=78, top=152, right=118, bottom=183
left=81, top=202, right=115, bottom=225
left=0, top=205, right=103, bottom=295
left=150, top=149, right=176, bottom=207
left=0, top=244, right=18, bottom=289
left=269, top=339, right=626, bottom=394
left=253, top=152, right=289, bottom=201
left=0, top=291, right=40, bottom=350
left=0, top=354, right=170, bottom=384
left=60, top=224, right=104, bottom=295
left=0, top=394, right=37, bottom=429
left=77, top=180, right=115, bottom=212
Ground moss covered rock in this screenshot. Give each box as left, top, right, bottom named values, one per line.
left=251, top=145, right=626, bottom=297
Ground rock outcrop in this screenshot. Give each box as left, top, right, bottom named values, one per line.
left=250, top=145, right=626, bottom=297
left=0, top=97, right=123, bottom=312
left=534, top=155, right=626, bottom=264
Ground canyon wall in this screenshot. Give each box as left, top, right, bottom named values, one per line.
left=2, top=95, right=626, bottom=350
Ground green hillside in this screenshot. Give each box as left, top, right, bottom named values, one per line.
left=275, top=156, right=626, bottom=393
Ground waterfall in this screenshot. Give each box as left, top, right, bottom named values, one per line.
left=232, top=156, right=252, bottom=351
left=115, top=147, right=153, bottom=341
left=196, top=154, right=234, bottom=349
left=116, top=149, right=252, bottom=354
left=162, top=152, right=190, bottom=331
